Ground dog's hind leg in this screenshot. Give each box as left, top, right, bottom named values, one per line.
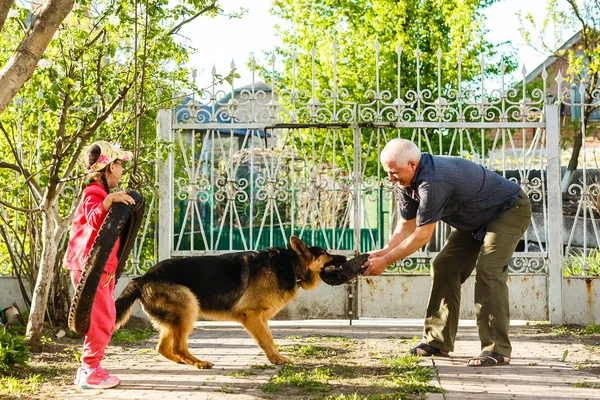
left=239, top=310, right=290, bottom=365
left=170, top=317, right=214, bottom=369
left=141, top=283, right=213, bottom=369
left=156, top=328, right=183, bottom=364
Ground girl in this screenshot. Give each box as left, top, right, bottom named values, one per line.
left=63, top=140, right=135, bottom=389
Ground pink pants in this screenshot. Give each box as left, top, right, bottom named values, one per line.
left=70, top=269, right=116, bottom=369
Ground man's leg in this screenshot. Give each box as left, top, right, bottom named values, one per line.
left=421, top=229, right=481, bottom=353
left=472, top=190, right=532, bottom=360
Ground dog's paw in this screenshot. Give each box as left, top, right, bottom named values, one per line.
left=194, top=360, right=214, bottom=369
left=269, top=353, right=291, bottom=365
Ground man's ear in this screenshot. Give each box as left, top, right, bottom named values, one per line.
left=289, top=236, right=311, bottom=260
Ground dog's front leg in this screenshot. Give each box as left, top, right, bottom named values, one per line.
left=239, top=311, right=290, bottom=365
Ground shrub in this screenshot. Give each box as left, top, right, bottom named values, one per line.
left=0, top=328, right=31, bottom=373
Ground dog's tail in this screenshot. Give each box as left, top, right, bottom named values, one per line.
left=115, top=278, right=142, bottom=329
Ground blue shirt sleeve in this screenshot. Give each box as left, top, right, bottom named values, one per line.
left=416, top=181, right=455, bottom=226
left=398, top=190, right=418, bottom=221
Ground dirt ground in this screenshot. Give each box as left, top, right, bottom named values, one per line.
left=2, top=322, right=600, bottom=399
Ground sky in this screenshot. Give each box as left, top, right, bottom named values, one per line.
left=179, top=0, right=577, bottom=89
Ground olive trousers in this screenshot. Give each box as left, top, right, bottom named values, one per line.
left=422, top=190, right=532, bottom=357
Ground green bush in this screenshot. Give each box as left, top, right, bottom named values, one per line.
left=564, top=248, right=600, bottom=276
left=0, top=328, right=31, bottom=373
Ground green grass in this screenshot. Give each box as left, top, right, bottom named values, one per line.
left=111, top=328, right=155, bottom=344
left=225, top=370, right=255, bottom=377
left=549, top=324, right=600, bottom=337
left=382, top=355, right=443, bottom=395
left=261, top=365, right=332, bottom=394
left=574, top=382, right=600, bottom=389
left=0, top=374, right=45, bottom=397
left=277, top=344, right=337, bottom=358
left=262, top=337, right=443, bottom=398
left=251, top=363, right=276, bottom=370
left=216, top=384, right=235, bottom=393
left=572, top=364, right=593, bottom=370
left=319, top=393, right=415, bottom=400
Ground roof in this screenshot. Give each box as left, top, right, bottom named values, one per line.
left=524, top=30, right=582, bottom=85
left=174, top=83, right=273, bottom=137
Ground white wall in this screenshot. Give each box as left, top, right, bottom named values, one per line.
left=1, top=275, right=596, bottom=324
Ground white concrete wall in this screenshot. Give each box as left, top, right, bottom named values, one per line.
left=1, top=275, right=597, bottom=324
left=357, top=275, right=548, bottom=320
left=562, top=277, right=600, bottom=325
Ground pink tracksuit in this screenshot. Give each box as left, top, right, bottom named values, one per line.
left=63, top=183, right=120, bottom=369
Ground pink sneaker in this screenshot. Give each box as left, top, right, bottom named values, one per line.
left=77, top=366, right=121, bottom=389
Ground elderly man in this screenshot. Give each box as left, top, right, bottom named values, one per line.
left=364, top=138, right=531, bottom=367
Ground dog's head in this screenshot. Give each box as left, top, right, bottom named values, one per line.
left=288, top=236, right=347, bottom=289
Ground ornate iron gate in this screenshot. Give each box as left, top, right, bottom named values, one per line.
left=158, top=45, right=563, bottom=322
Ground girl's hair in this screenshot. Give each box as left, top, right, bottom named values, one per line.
left=83, top=144, right=110, bottom=193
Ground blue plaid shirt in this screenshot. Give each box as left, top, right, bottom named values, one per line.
left=399, top=153, right=521, bottom=240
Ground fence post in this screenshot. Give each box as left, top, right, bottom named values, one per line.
left=546, top=104, right=563, bottom=324
left=353, top=124, right=361, bottom=254
left=157, top=108, right=173, bottom=262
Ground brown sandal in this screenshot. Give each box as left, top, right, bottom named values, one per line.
left=467, top=351, right=510, bottom=367
left=409, top=343, right=449, bottom=357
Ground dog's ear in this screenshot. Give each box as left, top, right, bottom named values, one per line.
left=289, top=236, right=311, bottom=260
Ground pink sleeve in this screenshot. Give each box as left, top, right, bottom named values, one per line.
left=83, top=190, right=108, bottom=231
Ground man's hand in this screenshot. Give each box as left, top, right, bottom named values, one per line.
left=363, top=255, right=389, bottom=276
left=368, top=248, right=389, bottom=258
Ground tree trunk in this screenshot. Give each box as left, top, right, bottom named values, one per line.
left=0, top=0, right=14, bottom=33
left=25, top=204, right=64, bottom=352
left=0, top=0, right=74, bottom=114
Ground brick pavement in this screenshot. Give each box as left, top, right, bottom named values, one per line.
left=57, top=319, right=600, bottom=400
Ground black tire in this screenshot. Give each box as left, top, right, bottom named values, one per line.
left=68, top=190, right=145, bottom=335
left=320, top=253, right=369, bottom=286
left=115, top=194, right=145, bottom=281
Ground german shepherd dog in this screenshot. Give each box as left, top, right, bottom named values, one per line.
left=114, top=236, right=346, bottom=369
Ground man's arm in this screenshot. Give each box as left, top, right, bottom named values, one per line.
left=364, top=222, right=436, bottom=276
left=370, top=218, right=416, bottom=258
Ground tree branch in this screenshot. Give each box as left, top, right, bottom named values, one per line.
left=0, top=0, right=75, bottom=113
left=0, top=197, right=39, bottom=213
left=57, top=79, right=135, bottom=194
left=0, top=123, right=43, bottom=200
left=168, top=1, right=217, bottom=36
left=0, top=0, right=14, bottom=32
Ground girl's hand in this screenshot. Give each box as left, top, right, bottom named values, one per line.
left=103, top=191, right=136, bottom=210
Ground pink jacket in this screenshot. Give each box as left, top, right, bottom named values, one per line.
left=62, top=183, right=119, bottom=274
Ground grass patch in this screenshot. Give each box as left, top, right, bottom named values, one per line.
left=251, top=363, right=276, bottom=370
left=574, top=382, right=600, bottom=389
left=579, top=323, right=600, bottom=335
left=226, top=370, right=255, bottom=377
left=305, top=335, right=355, bottom=344
left=319, top=394, right=415, bottom=400
left=0, top=374, right=45, bottom=397
left=216, top=384, right=235, bottom=393
left=284, top=335, right=357, bottom=347
left=382, top=355, right=444, bottom=395
left=261, top=365, right=332, bottom=394
left=111, top=328, right=155, bottom=344
left=549, top=324, right=600, bottom=337
left=277, top=344, right=337, bottom=358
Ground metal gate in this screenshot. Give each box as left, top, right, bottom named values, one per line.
left=157, top=45, right=563, bottom=322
